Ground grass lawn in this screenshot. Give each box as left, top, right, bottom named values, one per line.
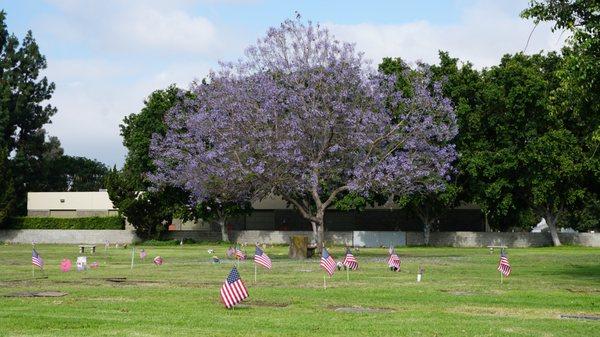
left=0, top=243, right=598, bottom=336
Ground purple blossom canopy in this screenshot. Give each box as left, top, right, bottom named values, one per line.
left=149, top=19, right=457, bottom=208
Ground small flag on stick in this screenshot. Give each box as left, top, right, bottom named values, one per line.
left=235, top=246, right=246, bottom=260
left=320, top=247, right=336, bottom=277
left=220, top=266, right=249, bottom=309
left=497, top=250, right=511, bottom=277
left=139, top=249, right=147, bottom=261
left=388, top=248, right=400, bottom=272
left=342, top=248, right=358, bottom=270
left=254, top=246, right=272, bottom=269
left=32, top=249, right=44, bottom=269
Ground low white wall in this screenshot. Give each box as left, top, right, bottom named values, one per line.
left=2, top=229, right=598, bottom=247
left=0, top=229, right=140, bottom=244
left=231, top=230, right=600, bottom=247
left=408, top=231, right=600, bottom=247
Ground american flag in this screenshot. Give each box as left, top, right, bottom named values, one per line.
left=342, top=248, right=358, bottom=270
left=320, top=247, right=336, bottom=277
left=220, top=266, right=249, bottom=308
left=497, top=251, right=511, bottom=277
left=32, top=249, right=43, bottom=269
left=235, top=247, right=246, bottom=260
left=388, top=249, right=400, bottom=271
left=254, top=246, right=272, bottom=269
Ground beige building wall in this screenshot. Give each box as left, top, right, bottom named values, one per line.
left=27, top=191, right=117, bottom=217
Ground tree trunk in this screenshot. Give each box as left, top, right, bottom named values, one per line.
left=218, top=218, right=229, bottom=242
left=417, top=209, right=431, bottom=246
left=310, top=221, right=318, bottom=241
left=545, top=213, right=561, bottom=246
left=316, top=222, right=325, bottom=252
left=484, top=211, right=490, bottom=232
left=423, top=221, right=432, bottom=246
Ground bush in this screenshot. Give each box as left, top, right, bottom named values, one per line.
left=141, top=239, right=181, bottom=246
left=6, top=216, right=125, bottom=230
left=140, top=238, right=199, bottom=245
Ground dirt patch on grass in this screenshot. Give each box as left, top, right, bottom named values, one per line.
left=0, top=276, right=48, bottom=284
left=329, top=305, right=395, bottom=313
left=447, top=305, right=565, bottom=320
left=440, top=289, right=478, bottom=296
left=247, top=300, right=290, bottom=308
left=4, top=291, right=68, bottom=297
left=79, top=277, right=220, bottom=288
left=566, top=288, right=600, bottom=294
left=560, top=314, right=600, bottom=321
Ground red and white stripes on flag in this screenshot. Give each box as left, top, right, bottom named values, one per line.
left=220, top=267, right=249, bottom=309
left=320, top=247, right=336, bottom=277
left=254, top=246, right=272, bottom=269
left=388, top=250, right=400, bottom=271
left=235, top=247, right=246, bottom=260
left=32, top=249, right=43, bottom=269
left=342, top=248, right=358, bottom=270
left=497, top=251, right=511, bottom=277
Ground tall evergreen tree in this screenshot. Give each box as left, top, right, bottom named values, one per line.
left=0, top=147, right=15, bottom=227
left=0, top=10, right=57, bottom=214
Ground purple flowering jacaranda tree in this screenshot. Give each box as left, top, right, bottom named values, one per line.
left=149, top=18, right=457, bottom=246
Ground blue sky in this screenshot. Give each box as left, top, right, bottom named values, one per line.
left=0, top=0, right=564, bottom=167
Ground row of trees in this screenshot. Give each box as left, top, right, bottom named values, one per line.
left=2, top=2, right=595, bottom=247
left=0, top=10, right=108, bottom=226
left=109, top=2, right=599, bottom=247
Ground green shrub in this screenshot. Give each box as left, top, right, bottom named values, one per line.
left=7, top=216, right=124, bottom=230
left=141, top=239, right=181, bottom=246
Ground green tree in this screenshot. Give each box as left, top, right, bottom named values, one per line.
left=105, top=167, right=187, bottom=239
left=112, top=85, right=251, bottom=241
left=379, top=56, right=462, bottom=243
left=522, top=129, right=587, bottom=244
left=0, top=10, right=58, bottom=214
left=106, top=86, right=186, bottom=239
left=0, top=11, right=56, bottom=152
left=0, top=147, right=15, bottom=227
left=522, top=0, right=600, bottom=236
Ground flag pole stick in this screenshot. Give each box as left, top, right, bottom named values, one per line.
left=323, top=275, right=326, bottom=289
left=32, top=242, right=35, bottom=277
left=346, top=266, right=349, bottom=282
left=254, top=263, right=257, bottom=284
left=130, top=246, right=135, bottom=270
left=500, top=271, right=503, bottom=284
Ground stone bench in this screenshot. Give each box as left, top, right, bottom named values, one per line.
left=79, top=245, right=96, bottom=254
left=487, top=245, right=507, bottom=254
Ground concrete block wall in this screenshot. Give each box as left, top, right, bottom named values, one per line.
left=230, top=230, right=353, bottom=245
left=405, top=231, right=600, bottom=247
left=1, top=229, right=598, bottom=247
left=231, top=230, right=600, bottom=247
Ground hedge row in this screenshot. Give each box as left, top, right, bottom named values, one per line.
left=6, top=216, right=125, bottom=230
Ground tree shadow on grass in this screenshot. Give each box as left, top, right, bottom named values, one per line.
left=551, top=263, right=600, bottom=284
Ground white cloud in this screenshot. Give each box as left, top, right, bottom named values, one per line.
left=42, top=0, right=219, bottom=56
left=108, top=7, right=217, bottom=55
left=327, top=2, right=567, bottom=68
left=44, top=58, right=213, bottom=166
